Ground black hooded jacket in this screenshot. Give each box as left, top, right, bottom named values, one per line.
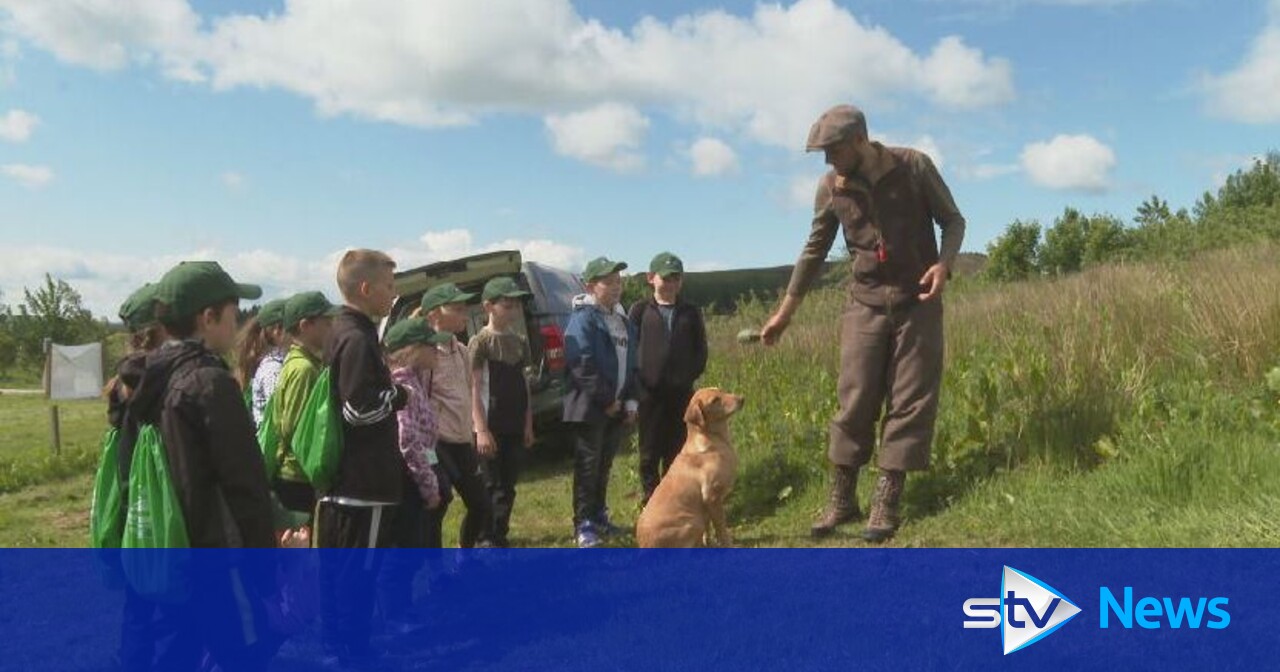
left=130, top=340, right=275, bottom=548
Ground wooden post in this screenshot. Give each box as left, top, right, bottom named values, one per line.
left=49, top=404, right=61, bottom=456
left=42, top=337, right=52, bottom=399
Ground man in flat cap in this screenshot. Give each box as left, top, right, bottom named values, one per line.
left=761, top=104, right=966, bottom=543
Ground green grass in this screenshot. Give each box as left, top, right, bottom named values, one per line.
left=4, top=243, right=1280, bottom=547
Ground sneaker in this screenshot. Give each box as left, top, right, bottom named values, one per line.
left=575, top=522, right=602, bottom=548
left=594, top=512, right=623, bottom=539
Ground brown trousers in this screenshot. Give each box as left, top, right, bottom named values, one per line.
left=829, top=297, right=943, bottom=472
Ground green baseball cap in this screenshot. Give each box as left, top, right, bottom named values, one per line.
left=582, top=256, right=627, bottom=283
left=420, top=283, right=478, bottom=313
left=256, top=299, right=287, bottom=329
left=649, top=252, right=685, bottom=278
left=284, top=291, right=340, bottom=330
left=482, top=277, right=532, bottom=302
left=384, top=317, right=452, bottom=352
left=155, top=261, right=261, bottom=321
left=118, top=283, right=158, bottom=331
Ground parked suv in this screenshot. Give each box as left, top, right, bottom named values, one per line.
left=386, top=250, right=584, bottom=433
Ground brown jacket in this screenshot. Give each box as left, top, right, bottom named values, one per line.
left=786, top=144, right=966, bottom=307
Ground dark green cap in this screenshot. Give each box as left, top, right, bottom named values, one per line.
left=155, top=261, right=261, bottom=321
left=482, top=277, right=532, bottom=302
left=384, top=317, right=452, bottom=352
left=284, top=291, right=340, bottom=330
left=420, top=283, right=478, bottom=313
left=118, top=283, right=158, bottom=331
left=649, top=252, right=685, bottom=278
left=257, top=299, right=287, bottom=329
left=582, top=256, right=627, bottom=283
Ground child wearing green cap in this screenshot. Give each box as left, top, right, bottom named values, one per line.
left=377, top=317, right=450, bottom=628
left=628, top=252, right=708, bottom=504
left=106, top=282, right=171, bottom=672
left=127, top=260, right=278, bottom=669
left=564, top=257, right=639, bottom=548
left=420, top=282, right=496, bottom=548
left=236, top=297, right=289, bottom=427
left=469, top=276, right=536, bottom=547
left=270, top=291, right=340, bottom=515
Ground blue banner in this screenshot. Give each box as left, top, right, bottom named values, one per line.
left=1, top=549, right=1275, bottom=671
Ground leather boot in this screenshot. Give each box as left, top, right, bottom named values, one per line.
left=810, top=464, right=861, bottom=538
left=862, top=469, right=906, bottom=543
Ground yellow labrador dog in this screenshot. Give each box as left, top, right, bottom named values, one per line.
left=635, top=388, right=743, bottom=548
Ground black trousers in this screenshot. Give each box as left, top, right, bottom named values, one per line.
left=377, top=484, right=429, bottom=622
left=435, top=440, right=494, bottom=548
left=571, top=418, right=625, bottom=528
left=316, top=501, right=396, bottom=656
left=425, top=462, right=452, bottom=548
left=273, top=478, right=316, bottom=517
left=481, top=433, right=525, bottom=546
left=152, top=564, right=280, bottom=672
left=638, top=387, right=692, bottom=503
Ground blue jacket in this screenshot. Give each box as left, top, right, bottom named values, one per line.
left=562, top=294, right=639, bottom=424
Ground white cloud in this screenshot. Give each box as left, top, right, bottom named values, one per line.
left=963, top=163, right=1021, bottom=180
left=1020, top=134, right=1115, bottom=192
left=0, top=108, right=37, bottom=141
left=220, top=170, right=246, bottom=191
left=0, top=0, right=205, bottom=81
left=545, top=102, right=649, bottom=172
left=1201, top=1, right=1280, bottom=123
left=949, top=0, right=1146, bottom=5
left=0, top=0, right=1016, bottom=150
left=1, top=162, right=53, bottom=188
left=788, top=174, right=824, bottom=209
left=879, top=133, right=945, bottom=168
left=688, top=137, right=739, bottom=177
left=0, top=228, right=587, bottom=318
left=400, top=228, right=586, bottom=271
left=0, top=39, right=19, bottom=86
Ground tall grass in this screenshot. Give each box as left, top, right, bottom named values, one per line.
left=703, top=244, right=1280, bottom=544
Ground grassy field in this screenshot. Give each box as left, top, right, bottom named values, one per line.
left=2, top=243, right=1280, bottom=548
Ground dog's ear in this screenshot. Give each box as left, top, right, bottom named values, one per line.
left=684, top=396, right=705, bottom=427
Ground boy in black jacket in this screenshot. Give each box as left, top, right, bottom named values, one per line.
left=130, top=261, right=277, bottom=672
left=318, top=249, right=409, bottom=667
left=628, top=252, right=708, bottom=505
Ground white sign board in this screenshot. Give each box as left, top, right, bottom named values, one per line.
left=49, top=343, right=103, bottom=400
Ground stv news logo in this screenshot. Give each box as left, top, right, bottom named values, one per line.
left=962, top=566, right=1081, bottom=655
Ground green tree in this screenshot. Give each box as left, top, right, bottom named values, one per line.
left=0, top=294, right=15, bottom=378
left=1133, top=195, right=1197, bottom=260
left=11, top=274, right=107, bottom=364
left=1082, top=214, right=1135, bottom=266
left=621, top=274, right=650, bottom=311
left=983, top=220, right=1041, bottom=282
left=1039, top=208, right=1088, bottom=275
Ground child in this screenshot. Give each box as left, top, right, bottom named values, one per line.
left=470, top=276, right=535, bottom=548
left=420, top=282, right=495, bottom=548
left=564, top=257, right=639, bottom=548
left=107, top=283, right=168, bottom=672
left=234, top=298, right=288, bottom=426
left=128, top=261, right=277, bottom=671
left=318, top=249, right=409, bottom=667
left=271, top=291, right=339, bottom=516
left=627, top=253, right=708, bottom=505
left=377, top=317, right=450, bottom=630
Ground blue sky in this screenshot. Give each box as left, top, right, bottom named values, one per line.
left=1, top=0, right=1277, bottom=316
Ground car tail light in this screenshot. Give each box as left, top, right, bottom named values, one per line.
left=540, top=324, right=566, bottom=373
